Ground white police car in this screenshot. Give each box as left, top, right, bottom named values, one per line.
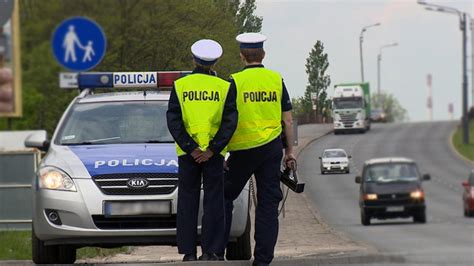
left=25, top=72, right=251, bottom=264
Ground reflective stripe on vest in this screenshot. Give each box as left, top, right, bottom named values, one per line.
left=228, top=67, right=282, bottom=151
left=175, top=73, right=229, bottom=156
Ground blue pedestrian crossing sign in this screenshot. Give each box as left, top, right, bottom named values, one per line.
left=52, top=17, right=106, bottom=72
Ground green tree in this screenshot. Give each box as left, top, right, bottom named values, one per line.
left=302, top=40, right=331, bottom=122
left=372, top=92, right=408, bottom=122
left=218, top=0, right=262, bottom=32
left=1, top=0, right=261, bottom=134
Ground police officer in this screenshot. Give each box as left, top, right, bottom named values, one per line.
left=166, top=39, right=238, bottom=261
left=221, top=33, right=295, bottom=266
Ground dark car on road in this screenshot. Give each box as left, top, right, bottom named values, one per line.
left=355, top=158, right=431, bottom=225
left=462, top=171, right=474, bottom=217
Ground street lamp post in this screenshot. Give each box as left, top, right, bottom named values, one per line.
left=377, top=42, right=398, bottom=97
left=360, top=23, right=381, bottom=82
left=418, top=0, right=470, bottom=144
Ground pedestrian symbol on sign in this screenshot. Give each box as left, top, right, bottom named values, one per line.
left=52, top=17, right=106, bottom=72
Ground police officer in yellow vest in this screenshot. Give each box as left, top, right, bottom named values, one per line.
left=166, top=39, right=237, bottom=262
left=220, top=33, right=295, bottom=265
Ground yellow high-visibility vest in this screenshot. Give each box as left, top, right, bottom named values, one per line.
left=175, top=73, right=229, bottom=156
left=227, top=67, right=282, bottom=151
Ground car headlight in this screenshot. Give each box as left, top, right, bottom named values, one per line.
left=364, top=194, right=378, bottom=200
left=39, top=167, right=77, bottom=192
left=410, top=190, right=424, bottom=199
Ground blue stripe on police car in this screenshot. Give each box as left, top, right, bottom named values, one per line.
left=69, top=144, right=178, bottom=176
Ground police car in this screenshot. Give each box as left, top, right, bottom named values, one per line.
left=25, top=72, right=251, bottom=264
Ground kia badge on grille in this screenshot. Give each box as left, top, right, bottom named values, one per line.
left=127, top=178, right=149, bottom=188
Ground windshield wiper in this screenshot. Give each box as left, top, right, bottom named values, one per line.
left=62, top=136, right=121, bottom=145
left=144, top=140, right=174, bottom=143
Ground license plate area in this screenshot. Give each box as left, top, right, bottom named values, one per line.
left=386, top=206, right=404, bottom=212
left=104, top=200, right=172, bottom=217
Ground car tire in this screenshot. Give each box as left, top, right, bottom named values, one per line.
left=346, top=169, right=350, bottom=174
left=361, top=210, right=371, bottom=226
left=413, top=211, right=427, bottom=223
left=226, top=212, right=251, bottom=261
left=321, top=171, right=325, bottom=175
left=32, top=226, right=59, bottom=264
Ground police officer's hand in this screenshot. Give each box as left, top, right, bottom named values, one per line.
left=196, top=149, right=214, bottom=163
left=284, top=153, right=297, bottom=169
left=190, top=148, right=203, bottom=160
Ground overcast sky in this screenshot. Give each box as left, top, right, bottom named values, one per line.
left=256, top=0, right=474, bottom=121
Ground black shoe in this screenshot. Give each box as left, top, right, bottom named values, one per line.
left=182, top=254, right=197, bottom=261
left=199, top=253, right=218, bottom=261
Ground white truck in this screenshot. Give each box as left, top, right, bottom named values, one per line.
left=332, top=83, right=371, bottom=134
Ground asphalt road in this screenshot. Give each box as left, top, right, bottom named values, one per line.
left=299, top=122, right=474, bottom=265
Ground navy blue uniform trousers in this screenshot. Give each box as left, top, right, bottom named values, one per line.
left=177, top=154, right=225, bottom=255
left=223, top=137, right=283, bottom=264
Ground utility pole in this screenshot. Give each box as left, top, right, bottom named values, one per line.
left=376, top=43, right=398, bottom=105
left=417, top=0, right=470, bottom=144
left=471, top=19, right=474, bottom=109
left=462, top=13, right=469, bottom=143
left=359, top=23, right=381, bottom=82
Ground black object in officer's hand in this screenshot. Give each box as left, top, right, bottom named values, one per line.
left=280, top=160, right=305, bottom=193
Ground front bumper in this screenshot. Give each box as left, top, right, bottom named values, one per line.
left=33, top=178, right=249, bottom=246
left=362, top=202, right=425, bottom=219
left=321, top=165, right=349, bottom=172
left=334, top=120, right=365, bottom=130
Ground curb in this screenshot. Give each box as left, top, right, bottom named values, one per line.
left=448, top=125, right=474, bottom=166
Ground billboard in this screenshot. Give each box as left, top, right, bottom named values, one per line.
left=0, top=0, right=22, bottom=117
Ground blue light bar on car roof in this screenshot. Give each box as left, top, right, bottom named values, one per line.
left=60, top=71, right=191, bottom=89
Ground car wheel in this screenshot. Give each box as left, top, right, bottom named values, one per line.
left=413, top=211, right=427, bottom=223
left=361, top=209, right=370, bottom=226
left=346, top=169, right=350, bottom=174
left=321, top=171, right=325, bottom=175
left=32, top=226, right=59, bottom=264
left=226, top=211, right=251, bottom=260
left=464, top=208, right=468, bottom=217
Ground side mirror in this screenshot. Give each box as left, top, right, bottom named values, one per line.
left=422, top=174, right=431, bottom=181
left=355, top=176, right=361, bottom=184
left=462, top=180, right=469, bottom=187
left=318, top=157, right=322, bottom=160
left=25, top=132, right=50, bottom=152
left=348, top=155, right=352, bottom=159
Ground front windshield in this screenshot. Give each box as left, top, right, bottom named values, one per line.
left=323, top=150, right=346, bottom=158
left=56, top=101, right=173, bottom=145
left=333, top=97, right=363, bottom=109
left=364, top=163, right=420, bottom=183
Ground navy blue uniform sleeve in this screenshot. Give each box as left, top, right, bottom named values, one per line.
left=282, top=80, right=292, bottom=112
left=166, top=86, right=199, bottom=154
left=208, top=82, right=238, bottom=154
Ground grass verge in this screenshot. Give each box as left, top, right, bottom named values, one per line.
left=0, top=230, right=129, bottom=260
left=452, top=120, right=474, bottom=161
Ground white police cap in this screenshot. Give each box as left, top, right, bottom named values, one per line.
left=236, top=32, right=267, bottom=49
left=191, top=39, right=223, bottom=66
